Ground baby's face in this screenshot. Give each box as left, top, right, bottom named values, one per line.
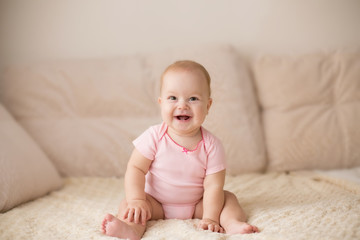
left=158, top=69, right=212, bottom=137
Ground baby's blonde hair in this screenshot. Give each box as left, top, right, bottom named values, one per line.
left=160, top=60, right=211, bottom=97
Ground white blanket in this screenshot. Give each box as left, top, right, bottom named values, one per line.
left=1, top=172, right=359, bottom=240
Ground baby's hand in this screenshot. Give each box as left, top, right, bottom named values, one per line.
left=198, top=218, right=224, bottom=233
left=122, top=199, right=151, bottom=225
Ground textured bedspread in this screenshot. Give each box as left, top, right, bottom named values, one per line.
left=1, top=172, right=359, bottom=240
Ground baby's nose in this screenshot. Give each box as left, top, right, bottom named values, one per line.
left=177, top=99, right=189, bottom=109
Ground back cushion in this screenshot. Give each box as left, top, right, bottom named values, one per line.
left=0, top=45, right=266, bottom=176
left=254, top=50, right=360, bottom=171
left=0, top=57, right=160, bottom=177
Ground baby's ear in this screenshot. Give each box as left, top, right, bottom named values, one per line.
left=158, top=97, right=162, bottom=104
left=207, top=98, right=213, bottom=111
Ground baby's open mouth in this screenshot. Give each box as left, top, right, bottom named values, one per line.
left=176, top=115, right=191, bottom=121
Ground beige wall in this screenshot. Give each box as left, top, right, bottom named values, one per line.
left=1, top=0, right=360, bottom=68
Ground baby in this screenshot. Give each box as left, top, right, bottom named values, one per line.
left=101, top=60, right=259, bottom=239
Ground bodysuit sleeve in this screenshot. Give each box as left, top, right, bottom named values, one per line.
left=205, top=132, right=227, bottom=175
left=132, top=126, right=158, bottom=161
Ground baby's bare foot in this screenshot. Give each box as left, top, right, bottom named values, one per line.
left=225, top=221, right=259, bottom=234
left=102, top=213, right=141, bottom=240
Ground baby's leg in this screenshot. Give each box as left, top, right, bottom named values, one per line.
left=102, top=194, right=164, bottom=240
left=219, top=191, right=259, bottom=234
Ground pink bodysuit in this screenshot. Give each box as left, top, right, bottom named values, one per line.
left=133, top=122, right=226, bottom=219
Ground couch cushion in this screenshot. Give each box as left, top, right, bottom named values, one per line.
left=254, top=50, right=360, bottom=171
left=0, top=45, right=266, bottom=176
left=0, top=103, right=63, bottom=212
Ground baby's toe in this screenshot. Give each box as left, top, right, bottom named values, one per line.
left=102, top=214, right=116, bottom=233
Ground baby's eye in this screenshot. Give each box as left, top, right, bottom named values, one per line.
left=189, top=97, right=199, bottom=102
left=168, top=96, right=177, bottom=101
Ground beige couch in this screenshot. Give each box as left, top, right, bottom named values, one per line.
left=1, top=45, right=359, bottom=240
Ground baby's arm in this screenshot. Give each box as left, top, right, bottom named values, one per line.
left=122, top=149, right=152, bottom=225
left=199, top=170, right=226, bottom=232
